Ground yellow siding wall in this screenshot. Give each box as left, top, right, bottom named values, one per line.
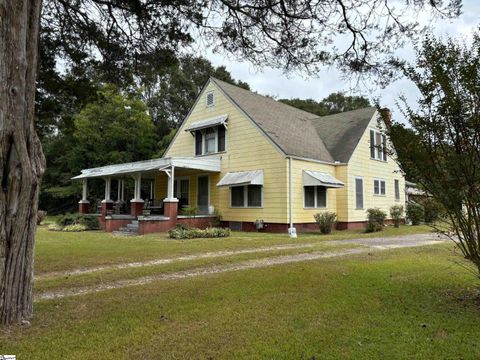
left=160, top=81, right=288, bottom=223
left=345, top=114, right=405, bottom=222
left=290, top=159, right=338, bottom=223
left=334, top=165, right=349, bottom=222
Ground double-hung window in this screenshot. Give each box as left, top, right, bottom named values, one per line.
left=370, top=129, right=387, bottom=161
left=231, top=185, right=263, bottom=207
left=374, top=179, right=386, bottom=196
left=304, top=186, right=327, bottom=208
left=194, top=126, right=226, bottom=155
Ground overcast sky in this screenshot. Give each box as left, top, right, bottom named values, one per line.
left=201, top=0, right=479, bottom=122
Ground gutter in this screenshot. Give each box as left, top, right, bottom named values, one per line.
left=287, top=156, right=297, bottom=238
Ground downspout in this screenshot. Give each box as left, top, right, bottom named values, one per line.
left=288, top=156, right=297, bottom=238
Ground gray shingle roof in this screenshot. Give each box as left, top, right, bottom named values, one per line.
left=211, top=78, right=376, bottom=163
left=310, top=107, right=377, bottom=163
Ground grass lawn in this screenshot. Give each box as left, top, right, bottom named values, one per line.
left=2, top=241, right=480, bottom=359
left=35, top=224, right=434, bottom=274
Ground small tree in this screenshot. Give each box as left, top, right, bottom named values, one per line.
left=406, top=203, right=424, bottom=226
left=366, top=208, right=387, bottom=233
left=314, top=212, right=337, bottom=234
left=389, top=205, right=404, bottom=228
left=385, top=32, right=480, bottom=274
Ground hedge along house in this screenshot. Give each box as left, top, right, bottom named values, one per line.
left=73, top=77, right=405, bottom=234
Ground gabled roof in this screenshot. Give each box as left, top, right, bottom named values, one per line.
left=211, top=78, right=334, bottom=163
left=310, top=107, right=377, bottom=163
left=211, top=78, right=376, bottom=163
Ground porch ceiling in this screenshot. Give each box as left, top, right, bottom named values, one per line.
left=71, top=157, right=221, bottom=180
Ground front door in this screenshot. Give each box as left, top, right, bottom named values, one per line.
left=197, top=175, right=209, bottom=214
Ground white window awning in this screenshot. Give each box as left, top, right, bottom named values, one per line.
left=217, top=170, right=264, bottom=187
left=185, top=114, right=228, bottom=133
left=303, top=170, right=344, bottom=188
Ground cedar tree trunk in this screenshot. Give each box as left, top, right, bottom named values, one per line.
left=0, top=0, right=45, bottom=325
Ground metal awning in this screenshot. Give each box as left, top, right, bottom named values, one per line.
left=72, top=157, right=221, bottom=180
left=185, top=114, right=228, bottom=132
left=302, top=170, right=344, bottom=188
left=216, top=170, right=264, bottom=187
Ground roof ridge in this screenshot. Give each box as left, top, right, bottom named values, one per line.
left=210, top=77, right=321, bottom=120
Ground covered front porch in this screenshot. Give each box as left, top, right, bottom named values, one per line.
left=72, top=157, right=221, bottom=233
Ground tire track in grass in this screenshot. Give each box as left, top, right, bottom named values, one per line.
left=34, top=238, right=444, bottom=302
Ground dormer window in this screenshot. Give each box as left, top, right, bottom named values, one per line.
left=206, top=91, right=215, bottom=107
left=194, top=126, right=226, bottom=155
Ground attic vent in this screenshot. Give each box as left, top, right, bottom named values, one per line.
left=206, top=91, right=215, bottom=107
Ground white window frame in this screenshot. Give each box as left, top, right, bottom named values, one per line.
left=230, top=185, right=263, bottom=208
left=373, top=178, right=386, bottom=196
left=370, top=128, right=387, bottom=162
left=303, top=186, right=327, bottom=209
left=193, top=126, right=227, bottom=156
left=206, top=91, right=215, bottom=107
left=355, top=176, right=364, bottom=210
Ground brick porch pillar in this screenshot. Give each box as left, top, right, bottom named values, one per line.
left=101, top=200, right=114, bottom=216
left=163, top=199, right=178, bottom=220
left=79, top=200, right=90, bottom=214
left=130, top=200, right=144, bottom=217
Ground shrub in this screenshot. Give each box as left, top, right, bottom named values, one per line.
left=422, top=198, right=443, bottom=224
left=37, top=210, right=47, bottom=225
left=63, top=224, right=87, bottom=232
left=168, top=227, right=230, bottom=239
left=366, top=208, right=387, bottom=233
left=48, top=223, right=63, bottom=231
left=56, top=213, right=99, bottom=230
left=389, top=205, right=404, bottom=228
left=313, top=212, right=337, bottom=234
left=181, top=206, right=197, bottom=217
left=406, top=202, right=424, bottom=225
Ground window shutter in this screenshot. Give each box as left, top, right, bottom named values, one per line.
left=355, top=178, right=363, bottom=209
left=370, top=130, right=375, bottom=158
left=218, top=126, right=226, bottom=152
left=382, top=134, right=387, bottom=161
left=195, top=130, right=203, bottom=155
left=395, top=179, right=400, bottom=200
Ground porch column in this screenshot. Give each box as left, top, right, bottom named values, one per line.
left=101, top=177, right=114, bottom=216
left=131, top=173, right=144, bottom=217
left=163, top=165, right=178, bottom=220
left=78, top=179, right=90, bottom=214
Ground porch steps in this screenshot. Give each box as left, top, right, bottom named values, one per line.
left=113, top=220, right=139, bottom=237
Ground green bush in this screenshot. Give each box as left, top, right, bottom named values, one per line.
left=181, top=206, right=198, bottom=217
left=389, top=205, right=404, bottom=228
left=56, top=213, right=99, bottom=230
left=168, top=227, right=230, bottom=239
left=63, top=224, right=87, bottom=232
left=406, top=202, right=424, bottom=225
left=366, top=208, right=387, bottom=233
left=422, top=198, right=443, bottom=224
left=313, top=212, right=337, bottom=234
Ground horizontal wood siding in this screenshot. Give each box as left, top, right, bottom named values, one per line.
left=161, top=81, right=288, bottom=223
left=345, top=114, right=406, bottom=221
left=290, top=158, right=338, bottom=224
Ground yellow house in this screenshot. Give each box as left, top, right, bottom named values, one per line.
left=73, top=78, right=405, bottom=234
